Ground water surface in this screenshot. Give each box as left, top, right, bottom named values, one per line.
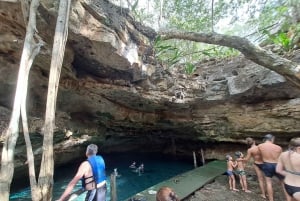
left=10, top=152, right=193, bottom=201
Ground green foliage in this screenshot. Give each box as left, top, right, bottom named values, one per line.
left=161, top=0, right=225, bottom=32
left=154, top=36, right=183, bottom=66
left=254, top=1, right=288, bottom=30
left=184, top=62, right=196, bottom=75
left=131, top=0, right=139, bottom=11
left=263, top=23, right=300, bottom=51
left=130, top=0, right=152, bottom=23
left=119, top=0, right=299, bottom=66
left=273, top=32, right=292, bottom=51
left=154, top=35, right=239, bottom=73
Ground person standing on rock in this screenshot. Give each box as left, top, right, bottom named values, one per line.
left=235, top=151, right=251, bottom=193
left=276, top=137, right=300, bottom=201
left=258, top=134, right=284, bottom=201
left=244, top=137, right=266, bottom=198
left=56, top=144, right=107, bottom=201
left=226, top=154, right=239, bottom=191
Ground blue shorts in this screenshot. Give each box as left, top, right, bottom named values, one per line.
left=226, top=170, right=234, bottom=176
left=261, top=162, right=284, bottom=180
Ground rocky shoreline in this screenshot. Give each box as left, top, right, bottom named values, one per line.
left=183, top=165, right=286, bottom=201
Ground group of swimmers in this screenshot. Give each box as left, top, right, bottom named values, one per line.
left=129, top=161, right=144, bottom=175
left=226, top=134, right=300, bottom=201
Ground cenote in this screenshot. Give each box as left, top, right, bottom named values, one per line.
left=10, top=152, right=194, bottom=201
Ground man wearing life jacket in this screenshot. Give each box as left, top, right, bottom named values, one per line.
left=57, top=144, right=107, bottom=201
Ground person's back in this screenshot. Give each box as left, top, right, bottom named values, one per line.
left=80, top=160, right=94, bottom=190
left=82, top=154, right=106, bottom=190
left=257, top=134, right=283, bottom=201
left=278, top=151, right=300, bottom=186
left=277, top=137, right=300, bottom=201
left=244, top=137, right=266, bottom=198
left=258, top=136, right=282, bottom=163
left=247, top=145, right=263, bottom=163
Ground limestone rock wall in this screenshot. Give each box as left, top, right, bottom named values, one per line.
left=0, top=0, right=300, bottom=179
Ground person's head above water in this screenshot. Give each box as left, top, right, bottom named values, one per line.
left=156, top=186, right=179, bottom=201
left=86, top=144, right=98, bottom=156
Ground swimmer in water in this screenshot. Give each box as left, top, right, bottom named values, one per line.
left=138, top=163, right=144, bottom=173
left=129, top=161, right=136, bottom=168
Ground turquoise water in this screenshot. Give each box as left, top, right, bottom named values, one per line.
left=10, top=153, right=193, bottom=201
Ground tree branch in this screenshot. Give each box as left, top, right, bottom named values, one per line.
left=0, top=0, right=19, bottom=2
left=159, top=31, right=300, bottom=88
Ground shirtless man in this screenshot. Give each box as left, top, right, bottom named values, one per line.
left=258, top=134, right=283, bottom=201
left=244, top=137, right=266, bottom=198
left=276, top=137, right=300, bottom=201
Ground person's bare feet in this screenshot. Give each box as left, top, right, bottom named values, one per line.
left=244, top=190, right=251, bottom=193
left=232, top=188, right=239, bottom=192
left=260, top=194, right=266, bottom=199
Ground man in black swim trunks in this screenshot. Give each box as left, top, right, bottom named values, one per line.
left=258, top=134, right=284, bottom=201
left=244, top=137, right=266, bottom=198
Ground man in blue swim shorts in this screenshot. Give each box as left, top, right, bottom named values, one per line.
left=258, top=134, right=285, bottom=201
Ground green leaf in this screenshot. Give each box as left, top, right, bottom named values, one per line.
left=184, top=62, right=196, bottom=75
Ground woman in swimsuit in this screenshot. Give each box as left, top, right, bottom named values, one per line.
left=276, top=137, right=300, bottom=201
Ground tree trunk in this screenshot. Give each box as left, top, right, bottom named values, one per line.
left=0, top=0, right=18, bottom=2
left=21, top=33, right=43, bottom=201
left=0, top=0, right=42, bottom=200
left=160, top=31, right=300, bottom=88
left=21, top=34, right=43, bottom=201
left=37, top=0, right=71, bottom=200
